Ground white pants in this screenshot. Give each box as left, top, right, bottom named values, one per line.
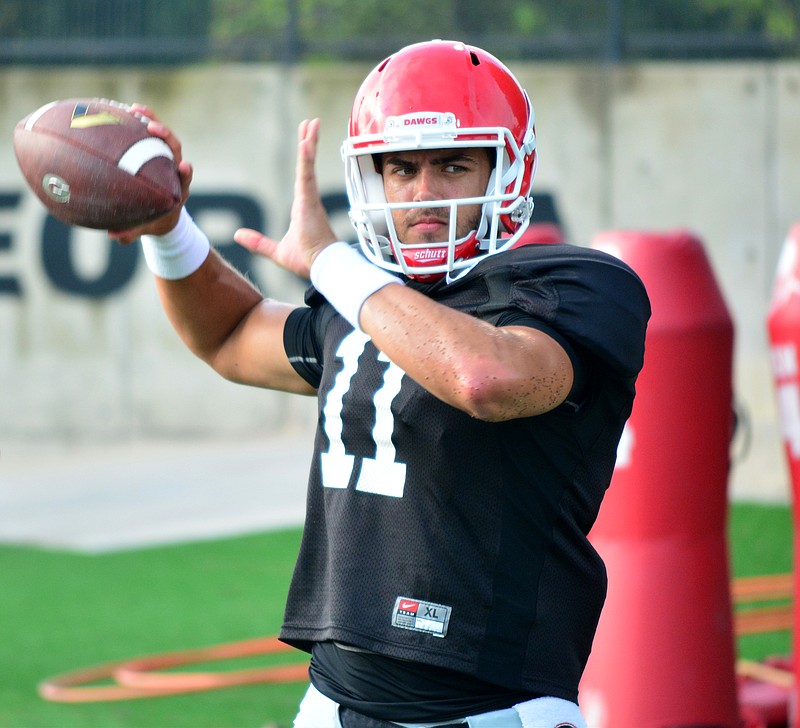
left=293, top=683, right=588, bottom=728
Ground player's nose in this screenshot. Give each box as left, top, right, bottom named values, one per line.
left=412, top=167, right=443, bottom=203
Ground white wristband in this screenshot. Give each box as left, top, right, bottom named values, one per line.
left=140, top=207, right=211, bottom=280
left=310, top=242, right=403, bottom=331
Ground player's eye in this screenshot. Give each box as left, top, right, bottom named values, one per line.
left=391, top=163, right=416, bottom=176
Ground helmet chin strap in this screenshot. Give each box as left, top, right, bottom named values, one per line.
left=475, top=199, right=492, bottom=249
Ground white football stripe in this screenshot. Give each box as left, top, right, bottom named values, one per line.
left=24, top=100, right=59, bottom=130
left=117, top=137, right=174, bottom=175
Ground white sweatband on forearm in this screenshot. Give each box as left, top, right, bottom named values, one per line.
left=140, top=207, right=211, bottom=280
left=310, top=241, right=404, bottom=332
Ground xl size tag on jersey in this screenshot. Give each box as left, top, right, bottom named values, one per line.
left=392, top=597, right=451, bottom=638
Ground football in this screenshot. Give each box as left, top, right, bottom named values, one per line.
left=13, top=98, right=181, bottom=231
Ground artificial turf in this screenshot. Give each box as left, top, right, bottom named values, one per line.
left=0, top=502, right=793, bottom=728
left=1, top=528, right=308, bottom=728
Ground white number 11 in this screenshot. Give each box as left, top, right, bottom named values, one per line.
left=319, top=331, right=408, bottom=497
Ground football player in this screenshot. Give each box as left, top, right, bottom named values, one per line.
left=114, top=39, right=650, bottom=728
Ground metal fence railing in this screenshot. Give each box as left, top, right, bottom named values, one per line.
left=1, top=0, right=797, bottom=66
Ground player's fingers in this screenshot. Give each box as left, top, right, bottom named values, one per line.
left=234, top=228, right=278, bottom=258
left=146, top=119, right=184, bottom=167
left=300, top=118, right=320, bottom=162
left=128, top=103, right=160, bottom=123
left=294, top=118, right=321, bottom=202
left=177, top=160, right=193, bottom=204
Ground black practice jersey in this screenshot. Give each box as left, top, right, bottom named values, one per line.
left=280, top=243, right=650, bottom=703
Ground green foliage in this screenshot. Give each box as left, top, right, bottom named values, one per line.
left=203, top=0, right=800, bottom=60
left=206, top=0, right=799, bottom=40
left=211, top=0, right=287, bottom=40
left=701, top=0, right=800, bottom=35
left=1, top=0, right=797, bottom=61
left=302, top=0, right=448, bottom=33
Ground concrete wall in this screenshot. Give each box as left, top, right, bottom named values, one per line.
left=0, top=61, right=797, bottom=500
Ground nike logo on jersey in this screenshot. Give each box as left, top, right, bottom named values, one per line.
left=392, top=596, right=451, bottom=638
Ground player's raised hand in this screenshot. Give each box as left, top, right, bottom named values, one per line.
left=234, top=118, right=337, bottom=279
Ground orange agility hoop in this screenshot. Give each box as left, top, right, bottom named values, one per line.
left=39, top=636, right=309, bottom=703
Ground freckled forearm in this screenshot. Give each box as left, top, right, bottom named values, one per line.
left=359, top=285, right=573, bottom=419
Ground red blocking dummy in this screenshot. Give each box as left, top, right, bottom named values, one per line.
left=766, top=223, right=800, bottom=727
left=579, top=230, right=740, bottom=728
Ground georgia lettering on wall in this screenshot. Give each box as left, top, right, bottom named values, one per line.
left=0, top=191, right=349, bottom=298
left=0, top=190, right=561, bottom=298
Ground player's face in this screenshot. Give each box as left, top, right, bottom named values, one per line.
left=380, top=148, right=492, bottom=244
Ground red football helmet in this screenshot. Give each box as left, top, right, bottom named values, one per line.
left=342, top=39, right=537, bottom=282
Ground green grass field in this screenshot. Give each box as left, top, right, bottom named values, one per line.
left=0, top=503, right=793, bottom=728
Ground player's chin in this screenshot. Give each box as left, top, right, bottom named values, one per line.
left=403, top=226, right=448, bottom=244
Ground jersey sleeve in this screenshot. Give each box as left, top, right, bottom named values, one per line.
left=477, top=246, right=651, bottom=379
left=283, top=304, right=328, bottom=389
